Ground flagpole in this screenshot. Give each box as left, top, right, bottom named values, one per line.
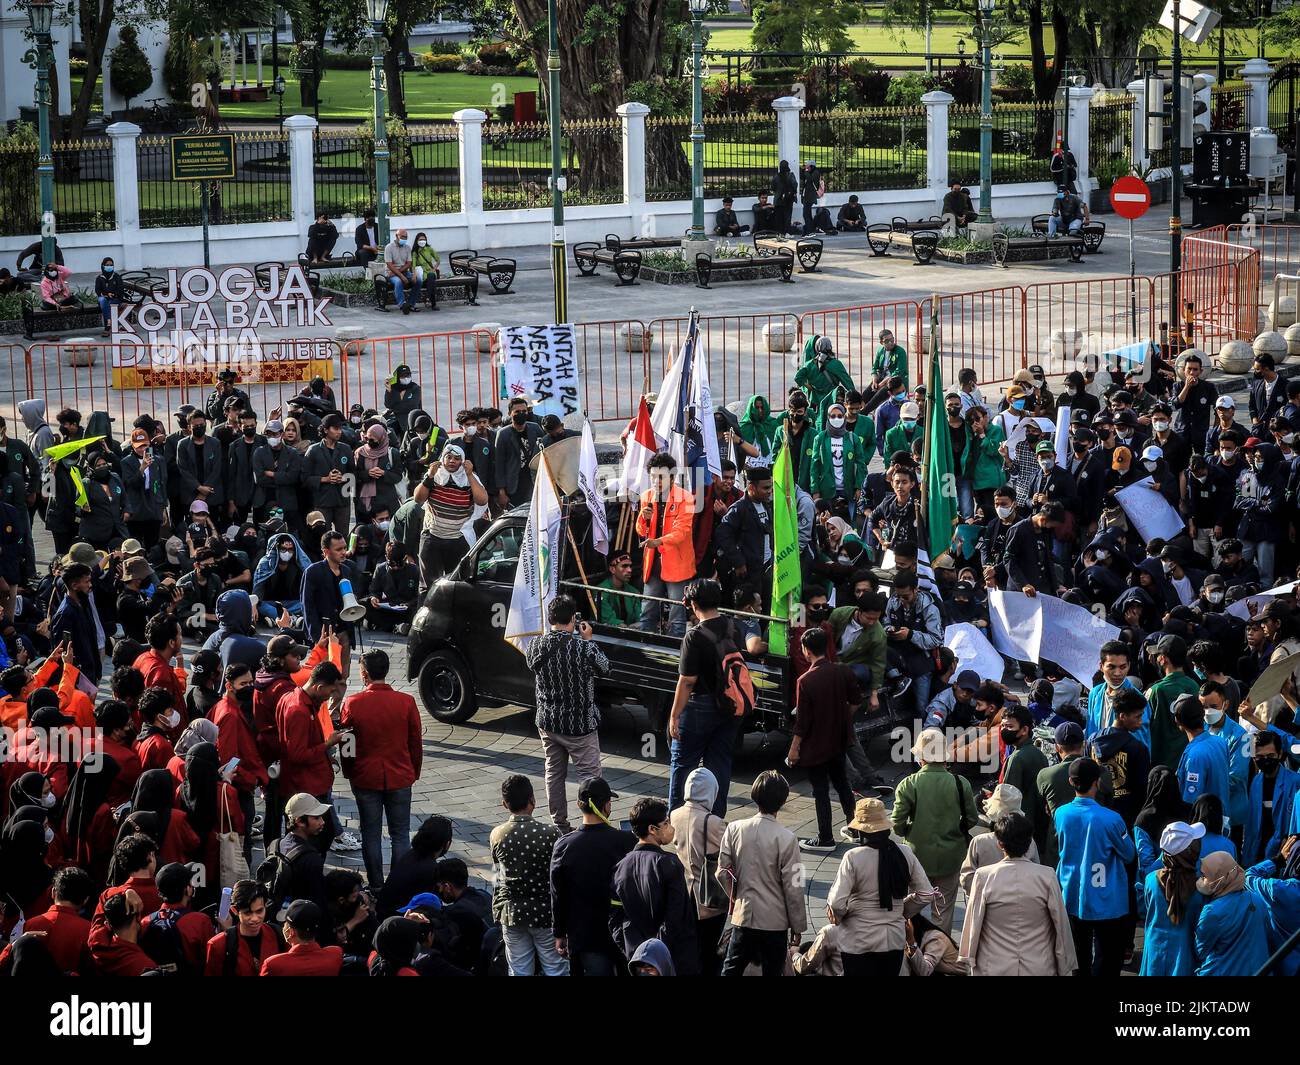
left=918, top=300, right=939, bottom=531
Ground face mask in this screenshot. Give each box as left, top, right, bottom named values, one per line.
left=193, top=425, right=206, bottom=438
left=807, top=604, right=830, bottom=621
left=1152, top=421, right=1169, bottom=433
left=512, top=411, right=528, bottom=425
left=1207, top=590, right=1224, bottom=604
left=165, top=710, right=181, bottom=729
left=891, top=393, right=905, bottom=404
left=91, top=466, right=112, bottom=483
left=42, top=791, right=55, bottom=809
left=415, top=240, right=427, bottom=247
left=279, top=549, right=294, bottom=563
left=1221, top=447, right=1237, bottom=460
left=398, top=239, right=408, bottom=247
left=45, top=270, right=57, bottom=280
left=1257, top=757, right=1280, bottom=772
left=995, top=504, right=1014, bottom=520
left=1117, top=430, right=1133, bottom=442
left=1011, top=399, right=1026, bottom=411
left=1205, top=708, right=1224, bottom=726
left=235, top=687, right=254, bottom=707
left=999, top=727, right=1019, bottom=745
left=1037, top=457, right=1053, bottom=471
left=791, top=410, right=806, bottom=421
left=1072, top=441, right=1089, bottom=454
left=1162, top=561, right=1175, bottom=575
left=376, top=519, right=390, bottom=532
left=243, top=426, right=256, bottom=438
left=462, top=425, right=476, bottom=437
left=1143, top=459, right=1158, bottom=472
left=268, top=435, right=282, bottom=449
left=103, top=264, right=114, bottom=274
left=1253, top=457, right=1266, bottom=470
left=1094, top=548, right=1109, bottom=561
left=1252, top=370, right=1263, bottom=381
left=398, top=375, right=412, bottom=386
left=44, top=825, right=54, bottom=845
left=902, top=419, right=917, bottom=431
left=350, top=416, right=363, bottom=426
left=828, top=416, right=845, bottom=429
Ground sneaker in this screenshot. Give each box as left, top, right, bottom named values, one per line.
left=800, top=837, right=835, bottom=853
left=332, top=831, right=362, bottom=852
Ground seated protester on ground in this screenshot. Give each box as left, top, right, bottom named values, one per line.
left=1215, top=537, right=1260, bottom=591
left=941, top=179, right=977, bottom=227
left=176, top=547, right=224, bottom=634
left=90, top=889, right=155, bottom=976
left=206, top=536, right=251, bottom=592
left=202, top=589, right=267, bottom=673
left=1076, top=535, right=1130, bottom=608
left=366, top=541, right=421, bottom=633
left=1159, top=544, right=1207, bottom=608
left=115, top=555, right=161, bottom=644
left=713, top=196, right=750, bottom=236
left=811, top=515, right=868, bottom=599
left=593, top=549, right=639, bottom=628
left=253, top=532, right=310, bottom=625
left=752, top=190, right=777, bottom=232
left=836, top=195, right=867, bottom=231
left=433, top=856, right=492, bottom=974
left=924, top=666, right=981, bottom=730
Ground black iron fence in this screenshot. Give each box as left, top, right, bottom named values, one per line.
left=1089, top=95, right=1133, bottom=177
left=392, top=124, right=461, bottom=215
left=645, top=111, right=778, bottom=202
left=0, top=138, right=116, bottom=237
left=137, top=131, right=292, bottom=229
left=482, top=117, right=623, bottom=210
left=1269, top=62, right=1298, bottom=147
left=800, top=108, right=927, bottom=192
left=948, top=102, right=1054, bottom=184
left=1212, top=82, right=1251, bottom=131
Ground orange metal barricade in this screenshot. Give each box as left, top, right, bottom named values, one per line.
left=921, top=285, right=1026, bottom=388
left=339, top=330, right=496, bottom=429
left=1021, top=274, right=1157, bottom=374
left=571, top=319, right=652, bottom=426
left=797, top=301, right=923, bottom=389
left=649, top=312, right=802, bottom=413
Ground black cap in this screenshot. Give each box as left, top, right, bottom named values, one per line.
left=1068, top=756, right=1102, bottom=790
left=1116, top=409, right=1140, bottom=427
left=1154, top=634, right=1187, bottom=658
left=577, top=777, right=618, bottom=813
left=1070, top=408, right=1092, bottom=425
left=218, top=368, right=237, bottom=381
left=285, top=899, right=323, bottom=933
left=30, top=704, right=74, bottom=728
left=155, top=863, right=195, bottom=901
left=190, top=648, right=221, bottom=679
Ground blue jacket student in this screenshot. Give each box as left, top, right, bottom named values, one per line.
left=1085, top=679, right=1150, bottom=752
left=1055, top=797, right=1135, bottom=920
left=1195, top=887, right=1270, bottom=976
left=49, top=586, right=103, bottom=686
left=1175, top=730, right=1231, bottom=810
left=1209, top=714, right=1251, bottom=832
left=1244, top=765, right=1300, bottom=867
left=1244, top=858, right=1300, bottom=976
left=201, top=590, right=267, bottom=673
left=1139, top=868, right=1205, bottom=977
left=1198, top=831, right=1236, bottom=867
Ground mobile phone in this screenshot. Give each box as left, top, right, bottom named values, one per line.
left=221, top=756, right=240, bottom=775
left=218, top=886, right=233, bottom=923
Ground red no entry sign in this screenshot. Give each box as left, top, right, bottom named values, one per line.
left=1110, top=175, right=1151, bottom=220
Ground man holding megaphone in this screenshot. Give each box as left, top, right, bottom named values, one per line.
left=301, top=529, right=359, bottom=682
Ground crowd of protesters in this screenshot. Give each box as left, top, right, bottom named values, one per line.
left=2, top=327, right=1300, bottom=978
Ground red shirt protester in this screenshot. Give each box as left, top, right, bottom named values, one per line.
left=0, top=904, right=93, bottom=974
left=260, top=941, right=343, bottom=976
left=204, top=924, right=284, bottom=977
left=339, top=681, right=422, bottom=791
left=276, top=688, right=334, bottom=797
left=210, top=693, right=269, bottom=793
left=133, top=648, right=186, bottom=710
left=135, top=729, right=175, bottom=774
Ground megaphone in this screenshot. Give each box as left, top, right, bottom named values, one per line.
left=338, top=578, right=367, bottom=623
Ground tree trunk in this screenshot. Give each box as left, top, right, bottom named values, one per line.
left=384, top=29, right=407, bottom=120
left=66, top=0, right=115, bottom=137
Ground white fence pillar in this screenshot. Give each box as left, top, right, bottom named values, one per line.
left=618, top=101, right=650, bottom=236
left=772, top=95, right=805, bottom=172
left=1241, top=57, right=1273, bottom=130
left=1128, top=79, right=1148, bottom=171
left=106, top=121, right=141, bottom=270
left=921, top=90, right=953, bottom=210
left=1068, top=85, right=1095, bottom=196
left=283, top=114, right=317, bottom=251
left=453, top=108, right=487, bottom=247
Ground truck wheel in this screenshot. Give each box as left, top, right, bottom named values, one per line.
left=418, top=649, right=478, bottom=724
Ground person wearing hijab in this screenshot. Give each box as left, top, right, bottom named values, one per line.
left=1134, top=766, right=1191, bottom=880
left=354, top=422, right=401, bottom=527
left=128, top=769, right=200, bottom=867
left=1195, top=851, right=1270, bottom=975
left=169, top=718, right=219, bottom=789
left=1243, top=835, right=1300, bottom=976
left=5, top=771, right=52, bottom=829
left=60, top=755, right=120, bottom=887
left=827, top=797, right=933, bottom=977
left=179, top=741, right=244, bottom=898
left=736, top=395, right=781, bottom=465
left=667, top=767, right=727, bottom=976
left=0, top=818, right=53, bottom=920
left=1190, top=794, right=1237, bottom=866
left=903, top=912, right=965, bottom=976
left=368, top=914, right=425, bottom=976
left=1139, top=820, right=1206, bottom=976
left=105, top=812, right=165, bottom=886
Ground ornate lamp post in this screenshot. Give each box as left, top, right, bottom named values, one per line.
left=27, top=0, right=55, bottom=267
left=546, top=0, right=567, bottom=322
left=976, top=0, right=995, bottom=224
left=686, top=0, right=710, bottom=245
left=366, top=0, right=392, bottom=247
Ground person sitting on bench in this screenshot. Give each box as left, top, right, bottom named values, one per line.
left=1047, top=189, right=1088, bottom=239
left=836, top=195, right=866, bottom=232
left=39, top=263, right=79, bottom=311
left=941, top=180, right=978, bottom=233
left=305, top=211, right=339, bottom=263
left=354, top=210, right=381, bottom=266
left=382, top=228, right=421, bottom=315
left=753, top=190, right=777, bottom=232
left=94, top=257, right=126, bottom=336
left=412, top=232, right=440, bottom=288
left=714, top=197, right=750, bottom=236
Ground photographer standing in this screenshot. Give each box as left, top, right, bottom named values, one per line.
left=526, top=595, right=611, bottom=834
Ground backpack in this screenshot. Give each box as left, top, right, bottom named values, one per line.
left=139, top=906, right=186, bottom=974
left=255, top=841, right=309, bottom=924
left=696, top=620, right=756, bottom=718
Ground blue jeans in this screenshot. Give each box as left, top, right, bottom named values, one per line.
left=258, top=598, right=302, bottom=624
left=97, top=295, right=119, bottom=325
left=1242, top=539, right=1276, bottom=586
left=910, top=671, right=933, bottom=722
left=353, top=785, right=412, bottom=891
left=1047, top=216, right=1082, bottom=238
left=955, top=477, right=974, bottom=520
left=669, top=695, right=737, bottom=815
left=636, top=574, right=688, bottom=637
left=390, top=272, right=417, bottom=308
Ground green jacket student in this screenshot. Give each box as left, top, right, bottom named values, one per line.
left=871, top=339, right=908, bottom=388
left=961, top=417, right=1007, bottom=491
left=794, top=336, right=855, bottom=415
left=828, top=604, right=886, bottom=686
left=808, top=411, right=867, bottom=502
left=595, top=576, right=638, bottom=626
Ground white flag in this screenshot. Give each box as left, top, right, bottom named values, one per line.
left=504, top=450, right=564, bottom=655
left=648, top=317, right=721, bottom=490
left=578, top=421, right=609, bottom=555
left=619, top=395, right=661, bottom=501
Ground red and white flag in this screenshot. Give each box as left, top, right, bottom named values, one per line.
left=619, top=396, right=661, bottom=500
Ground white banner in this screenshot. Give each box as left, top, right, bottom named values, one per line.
left=500, top=324, right=582, bottom=419
left=577, top=421, right=609, bottom=555
left=1114, top=476, right=1186, bottom=543
left=1227, top=579, right=1300, bottom=621
left=504, top=450, right=564, bottom=654
left=1054, top=405, right=1071, bottom=468
left=944, top=622, right=1006, bottom=684
left=988, top=589, right=1119, bottom=684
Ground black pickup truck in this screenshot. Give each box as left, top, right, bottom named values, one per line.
left=404, top=509, right=792, bottom=741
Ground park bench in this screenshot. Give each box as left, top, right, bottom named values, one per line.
left=256, top=261, right=322, bottom=298
left=892, top=215, right=947, bottom=234
left=297, top=251, right=357, bottom=271
left=752, top=231, right=823, bottom=273
left=604, top=234, right=681, bottom=252
left=1029, top=214, right=1107, bottom=254
left=22, top=297, right=102, bottom=340
left=448, top=250, right=517, bottom=295
left=992, top=230, right=1085, bottom=267
left=573, top=243, right=642, bottom=285
left=373, top=272, right=479, bottom=311
left=864, top=224, right=939, bottom=264
left=694, top=249, right=794, bottom=289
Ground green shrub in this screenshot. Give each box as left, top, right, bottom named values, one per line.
left=420, top=53, right=462, bottom=73
left=109, top=27, right=153, bottom=109
left=998, top=63, right=1035, bottom=96
left=886, top=72, right=929, bottom=106
left=477, top=42, right=513, bottom=65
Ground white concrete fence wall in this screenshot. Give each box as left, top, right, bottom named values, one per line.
left=3, top=61, right=1276, bottom=271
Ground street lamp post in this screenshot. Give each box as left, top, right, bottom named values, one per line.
left=687, top=0, right=709, bottom=245
left=366, top=0, right=392, bottom=249
left=1170, top=0, right=1184, bottom=345
left=27, top=0, right=54, bottom=268
left=274, top=75, right=286, bottom=122
left=976, top=0, right=995, bottom=224
left=546, top=0, right=567, bottom=323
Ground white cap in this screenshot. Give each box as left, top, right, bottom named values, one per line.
left=911, top=727, right=948, bottom=762
left=1215, top=395, right=1236, bottom=409
left=1159, top=820, right=1206, bottom=856
left=1141, top=445, right=1164, bottom=462
left=901, top=401, right=920, bottom=420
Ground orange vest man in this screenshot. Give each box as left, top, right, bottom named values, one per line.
left=634, top=453, right=696, bottom=637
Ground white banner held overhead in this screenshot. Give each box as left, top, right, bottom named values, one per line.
left=1227, top=579, right=1300, bottom=621
left=1114, top=476, right=1186, bottom=543
left=1054, top=406, right=1071, bottom=468
left=989, top=590, right=1119, bottom=685
left=504, top=450, right=564, bottom=655
left=945, top=622, right=1007, bottom=684
left=500, top=324, right=582, bottom=419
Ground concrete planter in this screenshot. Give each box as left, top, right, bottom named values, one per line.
left=935, top=245, right=992, bottom=264
left=320, top=285, right=378, bottom=309
left=64, top=338, right=99, bottom=367
left=762, top=322, right=797, bottom=353
left=620, top=322, right=650, bottom=353
left=335, top=326, right=367, bottom=358
left=640, top=261, right=790, bottom=285
left=0, top=319, right=23, bottom=336
left=1217, top=339, right=1255, bottom=374
left=470, top=323, right=500, bottom=354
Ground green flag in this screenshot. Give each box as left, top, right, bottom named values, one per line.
left=922, top=312, right=958, bottom=563
left=769, top=438, right=802, bottom=657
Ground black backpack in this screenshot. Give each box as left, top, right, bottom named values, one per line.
left=255, top=842, right=309, bottom=924
left=140, top=907, right=187, bottom=974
